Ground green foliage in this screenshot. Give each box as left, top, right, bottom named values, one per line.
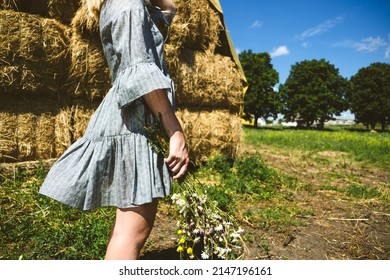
left=199, top=153, right=296, bottom=202
left=280, top=59, right=348, bottom=128
left=244, top=126, right=390, bottom=170
left=345, top=183, right=382, bottom=199
left=239, top=50, right=280, bottom=126
left=0, top=164, right=115, bottom=260
left=348, top=62, right=390, bottom=131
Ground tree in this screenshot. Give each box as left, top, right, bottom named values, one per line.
left=280, top=59, right=348, bottom=129
left=348, top=62, right=390, bottom=131
left=239, top=50, right=279, bottom=127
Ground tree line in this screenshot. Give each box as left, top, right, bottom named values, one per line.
left=239, top=50, right=390, bottom=131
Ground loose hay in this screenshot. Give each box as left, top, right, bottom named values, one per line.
left=36, top=113, right=56, bottom=159
left=165, top=47, right=244, bottom=112
left=169, top=0, right=223, bottom=52
left=0, top=112, right=18, bottom=162
left=0, top=0, right=245, bottom=166
left=66, top=5, right=111, bottom=101
left=17, top=112, right=37, bottom=161
left=0, top=10, right=70, bottom=95
left=0, top=0, right=80, bottom=25
left=71, top=0, right=100, bottom=34
left=176, top=109, right=242, bottom=165
left=71, top=103, right=96, bottom=140
left=54, top=107, right=73, bottom=156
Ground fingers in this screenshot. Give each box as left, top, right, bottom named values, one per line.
left=164, top=154, right=189, bottom=180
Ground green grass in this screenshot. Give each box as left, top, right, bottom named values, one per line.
left=1, top=125, right=388, bottom=260
left=0, top=164, right=115, bottom=260
left=243, top=126, right=390, bottom=170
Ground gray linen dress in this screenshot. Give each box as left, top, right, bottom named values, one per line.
left=39, top=0, right=174, bottom=211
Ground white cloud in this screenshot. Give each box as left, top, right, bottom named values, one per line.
left=354, top=36, right=387, bottom=52
left=302, top=42, right=309, bottom=48
left=300, top=16, right=344, bottom=40
left=333, top=36, right=387, bottom=53
left=385, top=46, right=390, bottom=59
left=251, top=20, right=263, bottom=28
left=270, top=46, right=290, bottom=58
left=235, top=48, right=241, bottom=55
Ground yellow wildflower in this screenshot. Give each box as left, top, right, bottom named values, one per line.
left=179, top=236, right=185, bottom=244
left=177, top=229, right=183, bottom=235
left=176, top=246, right=183, bottom=252
left=187, top=247, right=193, bottom=255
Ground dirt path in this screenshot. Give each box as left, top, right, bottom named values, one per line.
left=140, top=144, right=390, bottom=260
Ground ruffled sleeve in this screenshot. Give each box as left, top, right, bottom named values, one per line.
left=109, top=8, right=172, bottom=109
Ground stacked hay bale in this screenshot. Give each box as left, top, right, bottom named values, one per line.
left=0, top=9, right=71, bottom=161
left=0, top=0, right=80, bottom=25
left=0, top=0, right=245, bottom=166
left=166, top=0, right=245, bottom=164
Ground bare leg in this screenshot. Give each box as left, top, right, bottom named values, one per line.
left=105, top=200, right=158, bottom=260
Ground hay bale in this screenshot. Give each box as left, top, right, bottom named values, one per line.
left=48, top=0, right=80, bottom=25
left=71, top=103, right=96, bottom=140
left=165, top=47, right=244, bottom=112
left=54, top=107, right=73, bottom=156
left=176, top=109, right=242, bottom=165
left=65, top=4, right=111, bottom=101
left=169, top=0, right=222, bottom=52
left=0, top=10, right=70, bottom=95
left=17, top=112, right=37, bottom=161
left=36, top=113, right=56, bottom=159
left=0, top=0, right=80, bottom=25
left=0, top=95, right=61, bottom=162
left=0, top=98, right=18, bottom=162
left=66, top=33, right=111, bottom=101
left=71, top=0, right=100, bottom=33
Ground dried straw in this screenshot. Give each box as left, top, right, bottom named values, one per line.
left=169, top=0, right=223, bottom=52
left=70, top=0, right=100, bottom=34
left=0, top=98, right=18, bottom=162
left=54, top=107, right=73, bottom=156
left=165, top=47, right=244, bottom=112
left=36, top=113, right=56, bottom=159
left=176, top=109, right=242, bottom=165
left=0, top=10, right=70, bottom=95
left=48, top=0, right=80, bottom=25
left=17, top=112, right=37, bottom=161
left=71, top=103, right=96, bottom=140
left=0, top=0, right=80, bottom=25
left=66, top=4, right=111, bottom=101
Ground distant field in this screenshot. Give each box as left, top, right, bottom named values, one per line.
left=243, top=126, right=390, bottom=170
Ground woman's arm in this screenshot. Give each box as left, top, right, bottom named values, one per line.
left=143, top=89, right=189, bottom=179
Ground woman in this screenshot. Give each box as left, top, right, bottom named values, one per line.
left=39, top=0, right=189, bottom=260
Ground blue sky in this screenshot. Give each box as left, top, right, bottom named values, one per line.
left=220, top=0, right=390, bottom=86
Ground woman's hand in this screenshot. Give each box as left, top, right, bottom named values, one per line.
left=143, top=89, right=189, bottom=180
left=165, top=131, right=189, bottom=179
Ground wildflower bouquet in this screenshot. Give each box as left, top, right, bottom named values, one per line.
left=144, top=116, right=245, bottom=260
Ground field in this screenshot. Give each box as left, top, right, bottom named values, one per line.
left=1, top=126, right=389, bottom=260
